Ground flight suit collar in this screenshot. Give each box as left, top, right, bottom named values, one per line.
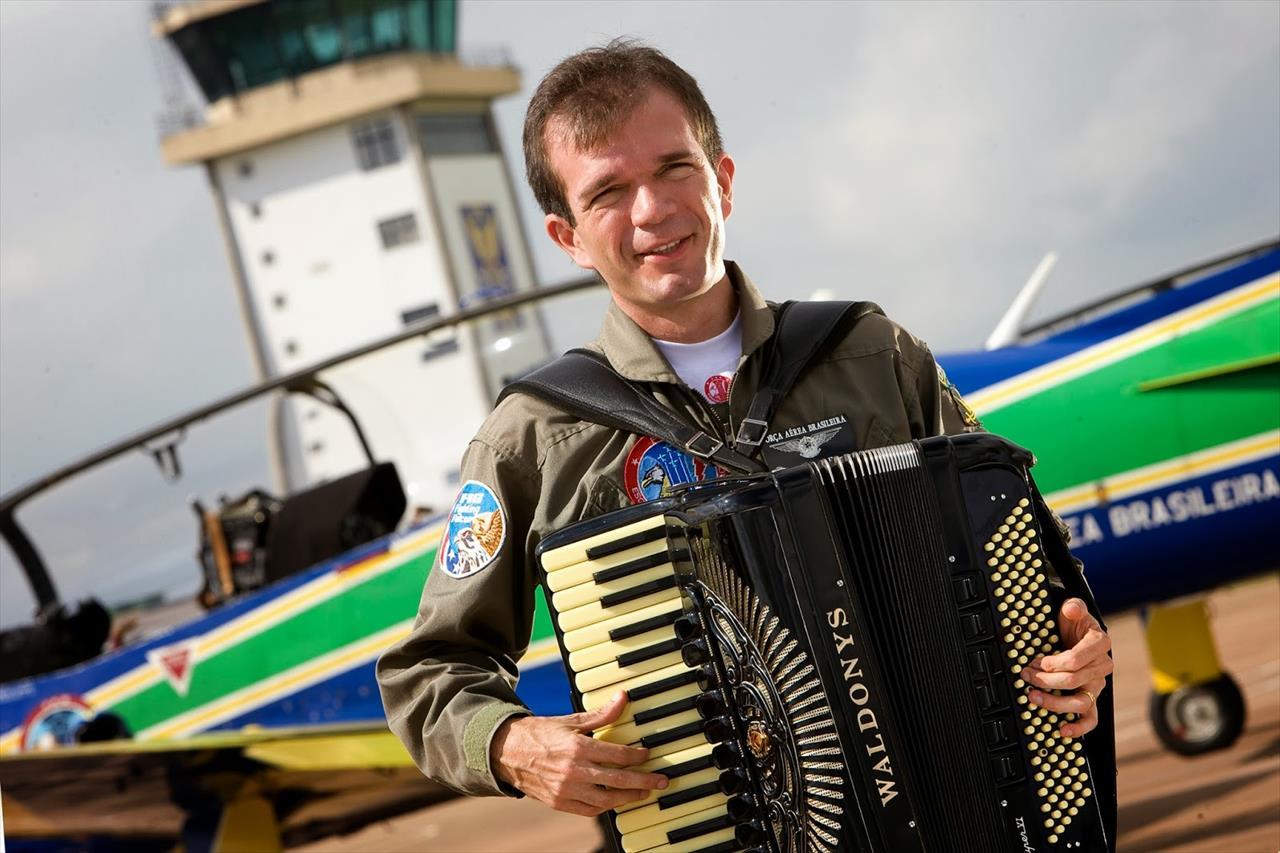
left=594, top=261, right=776, bottom=383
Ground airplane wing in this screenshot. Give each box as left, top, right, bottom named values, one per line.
left=0, top=724, right=448, bottom=848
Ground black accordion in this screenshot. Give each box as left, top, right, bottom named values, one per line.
left=536, top=434, right=1117, bottom=853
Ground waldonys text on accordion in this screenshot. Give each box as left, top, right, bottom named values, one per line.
left=535, top=433, right=1117, bottom=853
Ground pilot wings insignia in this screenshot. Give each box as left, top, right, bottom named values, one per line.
left=770, top=426, right=843, bottom=459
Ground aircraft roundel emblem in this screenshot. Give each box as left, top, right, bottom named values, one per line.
left=20, top=693, right=94, bottom=751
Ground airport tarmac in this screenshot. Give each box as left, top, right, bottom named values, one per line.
left=298, top=573, right=1280, bottom=852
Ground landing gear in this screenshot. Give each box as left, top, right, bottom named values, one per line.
left=1142, top=598, right=1247, bottom=756
left=1149, top=674, right=1246, bottom=756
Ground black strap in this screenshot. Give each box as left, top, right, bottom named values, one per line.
left=499, top=349, right=767, bottom=475
left=733, top=300, right=882, bottom=452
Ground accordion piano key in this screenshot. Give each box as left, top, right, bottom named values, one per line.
left=557, top=583, right=683, bottom=633
left=580, top=660, right=702, bottom=712
left=562, top=597, right=685, bottom=652
left=545, top=539, right=672, bottom=592
left=596, top=708, right=703, bottom=747
left=575, top=649, right=688, bottom=694
left=619, top=802, right=734, bottom=852
left=569, top=623, right=681, bottom=672
left=540, top=513, right=668, bottom=572
left=618, top=767, right=720, bottom=815
left=553, top=563, right=680, bottom=612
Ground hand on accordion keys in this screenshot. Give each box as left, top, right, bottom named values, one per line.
left=1021, top=597, right=1115, bottom=738
left=490, top=689, right=671, bottom=816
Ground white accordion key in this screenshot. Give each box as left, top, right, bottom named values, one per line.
left=641, top=826, right=738, bottom=853
left=617, top=766, right=719, bottom=814
left=619, top=802, right=732, bottom=852
left=561, top=597, right=684, bottom=653
left=551, top=562, right=676, bottom=612
left=543, top=537, right=670, bottom=592
left=581, top=660, right=702, bottom=712
left=596, top=708, right=702, bottom=746
left=575, top=650, right=686, bottom=693
left=539, top=514, right=667, bottom=572
left=640, top=824, right=742, bottom=850
left=568, top=624, right=678, bottom=672
left=556, top=584, right=681, bottom=633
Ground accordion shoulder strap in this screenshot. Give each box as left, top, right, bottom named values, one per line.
left=498, top=349, right=767, bottom=475
left=733, top=299, right=883, bottom=452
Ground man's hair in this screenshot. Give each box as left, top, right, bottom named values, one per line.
left=522, top=39, right=723, bottom=223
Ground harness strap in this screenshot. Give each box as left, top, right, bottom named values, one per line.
left=500, top=349, right=767, bottom=475
left=733, top=300, right=882, bottom=453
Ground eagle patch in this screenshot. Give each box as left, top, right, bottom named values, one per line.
left=441, top=481, right=506, bottom=578
left=762, top=415, right=856, bottom=469
left=624, top=437, right=719, bottom=503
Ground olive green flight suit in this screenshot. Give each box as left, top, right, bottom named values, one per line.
left=376, top=262, right=980, bottom=796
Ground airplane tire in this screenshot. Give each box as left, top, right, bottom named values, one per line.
left=1149, top=674, right=1246, bottom=756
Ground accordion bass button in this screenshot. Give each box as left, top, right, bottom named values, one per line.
left=681, top=639, right=711, bottom=666
left=695, top=690, right=726, bottom=719
left=712, top=742, right=741, bottom=769
left=704, top=717, right=734, bottom=743
left=725, top=793, right=756, bottom=821
left=673, top=613, right=702, bottom=642
left=735, top=820, right=768, bottom=846
left=718, top=768, right=749, bottom=795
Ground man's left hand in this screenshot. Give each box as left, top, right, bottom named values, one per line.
left=1020, top=597, right=1114, bottom=738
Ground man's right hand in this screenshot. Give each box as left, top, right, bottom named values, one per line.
left=490, top=690, right=670, bottom=816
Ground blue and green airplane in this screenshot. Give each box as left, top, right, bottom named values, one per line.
left=1, top=238, right=1275, bottom=849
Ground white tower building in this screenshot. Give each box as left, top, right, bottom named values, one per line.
left=154, top=0, right=553, bottom=514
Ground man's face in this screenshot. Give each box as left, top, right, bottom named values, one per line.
left=543, top=88, right=735, bottom=316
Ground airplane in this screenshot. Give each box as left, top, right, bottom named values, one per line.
left=944, top=238, right=1280, bottom=757
left=1, top=238, right=1275, bottom=851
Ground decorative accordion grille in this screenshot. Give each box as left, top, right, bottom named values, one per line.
left=691, top=538, right=848, bottom=853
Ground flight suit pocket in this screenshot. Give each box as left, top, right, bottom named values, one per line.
left=587, top=475, right=631, bottom=514
left=862, top=416, right=896, bottom=448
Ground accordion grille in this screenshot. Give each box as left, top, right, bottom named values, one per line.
left=692, top=538, right=848, bottom=851
left=816, top=445, right=1008, bottom=848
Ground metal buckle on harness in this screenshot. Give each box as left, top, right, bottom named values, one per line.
left=684, top=432, right=724, bottom=460
left=735, top=418, right=770, bottom=447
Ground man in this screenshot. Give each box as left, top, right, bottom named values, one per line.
left=377, top=40, right=1113, bottom=818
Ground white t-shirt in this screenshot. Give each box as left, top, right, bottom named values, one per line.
left=652, top=312, right=743, bottom=404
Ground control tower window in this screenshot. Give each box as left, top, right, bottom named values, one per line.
left=353, top=119, right=401, bottom=171
left=415, top=113, right=496, bottom=157
left=378, top=213, right=421, bottom=249
left=166, top=0, right=459, bottom=102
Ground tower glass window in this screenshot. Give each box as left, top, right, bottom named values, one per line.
left=415, top=113, right=496, bottom=157
left=378, top=213, right=421, bottom=249
left=352, top=119, right=401, bottom=170
left=167, top=0, right=460, bottom=103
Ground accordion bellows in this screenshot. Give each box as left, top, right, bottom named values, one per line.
left=536, top=434, right=1116, bottom=853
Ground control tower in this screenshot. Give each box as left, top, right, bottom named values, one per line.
left=153, top=0, right=551, bottom=512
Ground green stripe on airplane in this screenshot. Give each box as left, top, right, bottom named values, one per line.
left=981, top=297, right=1279, bottom=493
left=108, top=551, right=435, bottom=731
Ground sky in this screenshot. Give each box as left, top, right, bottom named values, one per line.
left=1, top=0, right=1277, bottom=626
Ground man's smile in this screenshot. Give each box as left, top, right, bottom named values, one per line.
left=636, top=234, right=691, bottom=260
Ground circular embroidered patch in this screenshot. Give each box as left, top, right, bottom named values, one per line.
left=624, top=437, right=720, bottom=504
left=441, top=480, right=507, bottom=578
left=703, top=373, right=733, bottom=404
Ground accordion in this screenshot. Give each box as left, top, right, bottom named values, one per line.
left=535, top=433, right=1116, bottom=853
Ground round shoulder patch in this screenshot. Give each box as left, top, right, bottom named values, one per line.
left=441, top=480, right=507, bottom=579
